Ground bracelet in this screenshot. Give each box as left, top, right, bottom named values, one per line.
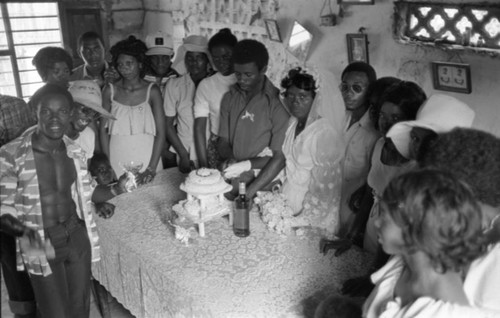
left=145, top=166, right=154, bottom=174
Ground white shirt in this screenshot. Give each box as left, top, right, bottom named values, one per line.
left=73, top=126, right=95, bottom=161
left=363, top=256, right=500, bottom=318
left=193, top=72, right=237, bottom=135
left=339, top=110, right=379, bottom=235
left=164, top=74, right=197, bottom=160
left=464, top=243, right=500, bottom=311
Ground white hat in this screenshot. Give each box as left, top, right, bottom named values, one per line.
left=68, top=80, right=116, bottom=120
left=386, top=94, right=475, bottom=158
left=145, top=31, right=174, bottom=56
left=171, top=35, right=210, bottom=75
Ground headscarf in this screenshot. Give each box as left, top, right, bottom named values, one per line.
left=171, top=35, right=212, bottom=75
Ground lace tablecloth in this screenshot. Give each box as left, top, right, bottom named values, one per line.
left=92, top=168, right=373, bottom=318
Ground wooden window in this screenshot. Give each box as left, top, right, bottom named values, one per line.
left=0, top=2, right=63, bottom=98
left=394, top=1, right=500, bottom=54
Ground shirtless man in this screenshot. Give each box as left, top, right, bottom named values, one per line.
left=0, top=84, right=125, bottom=317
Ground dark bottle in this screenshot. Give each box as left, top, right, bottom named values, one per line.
left=233, top=182, right=250, bottom=237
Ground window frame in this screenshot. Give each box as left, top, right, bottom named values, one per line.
left=393, top=1, right=500, bottom=56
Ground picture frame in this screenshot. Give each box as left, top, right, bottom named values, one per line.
left=346, top=33, right=369, bottom=64
left=339, top=0, right=374, bottom=4
left=431, top=62, right=472, bottom=94
left=264, top=19, right=282, bottom=42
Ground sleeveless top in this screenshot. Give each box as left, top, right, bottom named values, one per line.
left=107, top=83, right=156, bottom=136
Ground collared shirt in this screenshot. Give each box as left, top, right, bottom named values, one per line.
left=164, top=73, right=198, bottom=160
left=144, top=68, right=179, bottom=96
left=70, top=62, right=110, bottom=88
left=218, top=77, right=289, bottom=161
left=0, top=95, right=37, bottom=147
left=339, top=109, right=380, bottom=233
left=193, top=72, right=237, bottom=135
left=0, top=126, right=100, bottom=276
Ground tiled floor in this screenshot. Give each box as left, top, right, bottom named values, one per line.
left=1, top=270, right=135, bottom=318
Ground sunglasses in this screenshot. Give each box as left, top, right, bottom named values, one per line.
left=339, top=83, right=366, bottom=94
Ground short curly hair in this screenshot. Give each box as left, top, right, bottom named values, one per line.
left=280, top=67, right=317, bottom=98
left=341, top=61, right=377, bottom=85
left=89, top=153, right=111, bottom=177
left=232, top=39, right=269, bottom=71
left=32, top=47, right=73, bottom=81
left=382, top=169, right=487, bottom=273
left=366, top=77, right=402, bottom=130
left=419, top=128, right=500, bottom=207
left=208, top=28, right=238, bottom=52
left=109, top=35, right=148, bottom=78
left=380, top=81, right=426, bottom=120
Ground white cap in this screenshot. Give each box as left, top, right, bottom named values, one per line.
left=68, top=80, right=116, bottom=120
left=145, top=31, right=174, bottom=56
left=386, top=94, right=475, bottom=158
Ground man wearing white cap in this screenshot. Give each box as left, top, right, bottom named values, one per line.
left=67, top=80, right=116, bottom=161
left=386, top=93, right=475, bottom=160
left=164, top=35, right=211, bottom=172
left=144, top=31, right=179, bottom=95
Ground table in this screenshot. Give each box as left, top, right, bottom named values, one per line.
left=92, top=168, right=373, bottom=318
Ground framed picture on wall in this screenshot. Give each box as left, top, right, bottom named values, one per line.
left=339, top=0, right=374, bottom=4
left=264, top=19, right=282, bottom=42
left=432, top=62, right=472, bottom=94
left=346, top=33, right=369, bottom=64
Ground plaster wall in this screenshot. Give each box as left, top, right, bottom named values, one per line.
left=141, top=0, right=500, bottom=136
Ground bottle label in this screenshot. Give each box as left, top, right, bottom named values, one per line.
left=233, top=207, right=249, bottom=230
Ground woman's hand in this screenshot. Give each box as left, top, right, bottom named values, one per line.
left=137, top=167, right=156, bottom=185
left=95, top=202, right=116, bottom=219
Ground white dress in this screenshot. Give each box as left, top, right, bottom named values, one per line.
left=107, top=83, right=163, bottom=176
left=363, top=138, right=417, bottom=253
left=281, top=117, right=344, bottom=237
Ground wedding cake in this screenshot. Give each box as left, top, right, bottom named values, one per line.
left=173, top=168, right=232, bottom=223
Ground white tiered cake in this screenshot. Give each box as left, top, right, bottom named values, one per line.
left=173, top=168, right=233, bottom=237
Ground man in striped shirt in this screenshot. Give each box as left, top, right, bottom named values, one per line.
left=0, top=84, right=125, bottom=318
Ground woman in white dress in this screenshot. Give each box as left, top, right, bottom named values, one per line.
left=100, top=36, right=165, bottom=183
left=279, top=67, right=346, bottom=237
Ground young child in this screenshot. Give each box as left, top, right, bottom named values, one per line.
left=89, top=153, right=116, bottom=186
left=363, top=169, right=487, bottom=318
left=89, top=153, right=127, bottom=218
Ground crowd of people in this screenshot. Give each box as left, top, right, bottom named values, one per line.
left=0, top=27, right=499, bottom=318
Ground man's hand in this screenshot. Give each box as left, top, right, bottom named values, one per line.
left=349, top=185, right=366, bottom=213
left=103, top=66, right=120, bottom=84
left=95, top=202, right=115, bottom=219
left=178, top=155, right=192, bottom=173
left=136, top=168, right=155, bottom=185
left=19, top=228, right=55, bottom=260
left=223, top=160, right=251, bottom=179
left=341, top=275, right=375, bottom=297
left=320, top=238, right=353, bottom=257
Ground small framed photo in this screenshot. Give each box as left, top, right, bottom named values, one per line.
left=346, top=33, right=369, bottom=64
left=264, top=19, right=282, bottom=42
left=339, top=0, right=374, bottom=4
left=432, top=62, right=472, bottom=94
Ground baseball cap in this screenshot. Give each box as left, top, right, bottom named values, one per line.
left=68, top=80, right=116, bottom=120
left=386, top=94, right=475, bottom=158
left=145, top=31, right=174, bottom=56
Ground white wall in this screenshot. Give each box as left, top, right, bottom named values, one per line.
left=141, top=0, right=500, bottom=136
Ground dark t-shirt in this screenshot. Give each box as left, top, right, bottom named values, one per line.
left=218, top=77, right=290, bottom=161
